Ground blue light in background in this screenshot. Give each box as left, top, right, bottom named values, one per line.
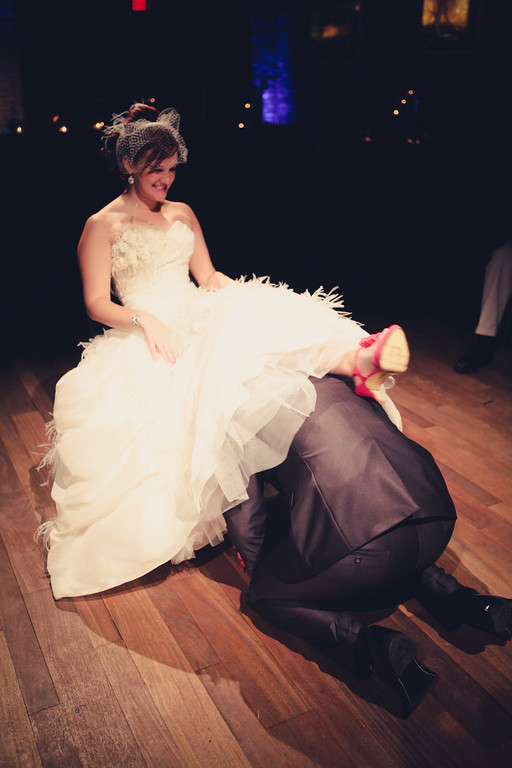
left=251, top=0, right=300, bottom=125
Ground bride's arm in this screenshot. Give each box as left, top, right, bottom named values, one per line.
left=78, top=216, right=135, bottom=330
left=187, top=207, right=233, bottom=288
left=78, top=216, right=179, bottom=363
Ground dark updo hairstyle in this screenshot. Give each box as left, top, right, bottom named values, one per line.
left=103, top=103, right=180, bottom=179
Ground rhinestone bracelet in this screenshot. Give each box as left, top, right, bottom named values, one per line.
left=131, top=310, right=146, bottom=328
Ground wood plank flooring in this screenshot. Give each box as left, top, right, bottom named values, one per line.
left=1, top=319, right=511, bottom=768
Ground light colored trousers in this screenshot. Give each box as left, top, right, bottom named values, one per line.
left=475, top=238, right=512, bottom=337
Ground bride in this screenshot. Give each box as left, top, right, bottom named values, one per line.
left=38, top=103, right=409, bottom=600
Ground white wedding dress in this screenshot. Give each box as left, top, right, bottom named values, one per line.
left=40, top=220, right=378, bottom=599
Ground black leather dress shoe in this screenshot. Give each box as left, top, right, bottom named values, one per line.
left=463, top=595, right=512, bottom=638
left=454, top=335, right=495, bottom=374
left=358, top=626, right=439, bottom=717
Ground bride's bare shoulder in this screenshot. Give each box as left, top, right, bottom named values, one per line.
left=82, top=197, right=130, bottom=242
left=164, top=200, right=195, bottom=226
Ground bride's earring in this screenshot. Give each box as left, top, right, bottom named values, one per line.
left=127, top=174, right=134, bottom=185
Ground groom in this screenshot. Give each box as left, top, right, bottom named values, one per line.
left=224, top=375, right=512, bottom=717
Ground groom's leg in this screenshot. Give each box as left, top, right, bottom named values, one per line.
left=250, top=597, right=365, bottom=673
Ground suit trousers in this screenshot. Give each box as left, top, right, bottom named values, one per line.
left=246, top=517, right=457, bottom=667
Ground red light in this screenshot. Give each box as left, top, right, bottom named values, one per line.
left=132, top=0, right=148, bottom=10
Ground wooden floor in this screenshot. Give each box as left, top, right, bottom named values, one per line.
left=1, top=318, right=512, bottom=768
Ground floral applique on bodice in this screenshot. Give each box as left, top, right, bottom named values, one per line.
left=110, top=220, right=196, bottom=318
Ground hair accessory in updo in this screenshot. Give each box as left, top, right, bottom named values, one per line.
left=103, top=104, right=188, bottom=176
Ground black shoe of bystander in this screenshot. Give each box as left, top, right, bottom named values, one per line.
left=454, top=335, right=495, bottom=374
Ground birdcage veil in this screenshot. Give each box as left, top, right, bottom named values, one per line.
left=103, top=105, right=188, bottom=176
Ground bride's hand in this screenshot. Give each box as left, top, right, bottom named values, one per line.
left=205, top=270, right=234, bottom=289
left=139, top=313, right=179, bottom=364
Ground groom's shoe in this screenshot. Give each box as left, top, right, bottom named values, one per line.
left=356, top=625, right=438, bottom=718
left=463, top=595, right=512, bottom=639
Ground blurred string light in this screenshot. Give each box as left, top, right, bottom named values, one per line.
left=51, top=115, right=69, bottom=133
left=364, top=88, right=422, bottom=144
left=236, top=102, right=252, bottom=127
left=93, top=121, right=105, bottom=130
left=401, top=89, right=418, bottom=115
left=16, top=126, right=22, bottom=133
left=393, top=88, right=421, bottom=143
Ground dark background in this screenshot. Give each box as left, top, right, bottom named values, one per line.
left=3, top=0, right=512, bottom=359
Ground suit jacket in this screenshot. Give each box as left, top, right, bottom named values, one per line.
left=225, top=376, right=456, bottom=584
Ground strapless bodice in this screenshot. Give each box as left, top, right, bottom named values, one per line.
left=111, top=221, right=197, bottom=319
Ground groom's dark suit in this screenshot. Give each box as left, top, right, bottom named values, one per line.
left=225, top=375, right=462, bottom=670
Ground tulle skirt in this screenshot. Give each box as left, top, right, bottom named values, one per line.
left=39, top=278, right=389, bottom=599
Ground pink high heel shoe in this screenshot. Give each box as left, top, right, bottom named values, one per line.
left=353, top=325, right=409, bottom=403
